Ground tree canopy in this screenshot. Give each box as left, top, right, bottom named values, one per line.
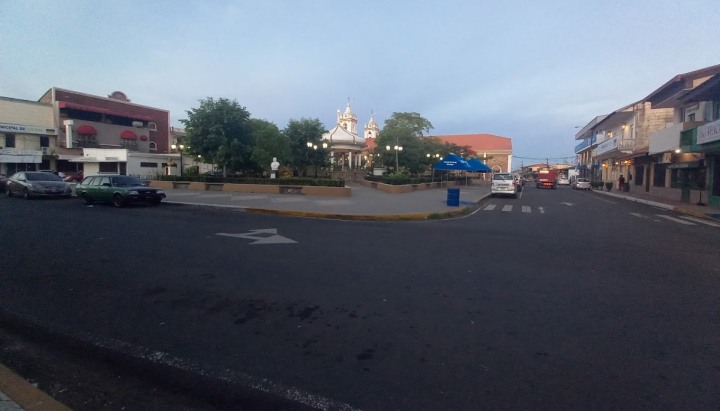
left=180, top=98, right=253, bottom=175
left=375, top=112, right=435, bottom=174
left=283, top=118, right=327, bottom=176
left=250, top=118, right=290, bottom=173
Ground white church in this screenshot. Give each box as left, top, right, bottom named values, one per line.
left=322, top=102, right=379, bottom=170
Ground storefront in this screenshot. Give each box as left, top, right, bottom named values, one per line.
left=695, top=119, right=720, bottom=206
left=0, top=123, right=58, bottom=175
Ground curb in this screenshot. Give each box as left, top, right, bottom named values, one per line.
left=594, top=190, right=720, bottom=223
left=164, top=201, right=480, bottom=221
left=0, top=363, right=72, bottom=411
left=0, top=308, right=355, bottom=411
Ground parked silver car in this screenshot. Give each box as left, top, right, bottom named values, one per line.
left=491, top=173, right=518, bottom=198
left=5, top=171, right=72, bottom=199
left=572, top=177, right=592, bottom=190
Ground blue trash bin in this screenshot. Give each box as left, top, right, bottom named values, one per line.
left=447, top=188, right=460, bottom=206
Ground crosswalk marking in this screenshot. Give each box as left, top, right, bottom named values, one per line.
left=483, top=203, right=545, bottom=214
left=680, top=216, right=720, bottom=227
left=656, top=214, right=696, bottom=225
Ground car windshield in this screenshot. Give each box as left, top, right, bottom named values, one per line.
left=493, top=174, right=513, bottom=181
left=27, top=172, right=63, bottom=182
left=578, top=178, right=589, bottom=182
left=111, top=176, right=145, bottom=187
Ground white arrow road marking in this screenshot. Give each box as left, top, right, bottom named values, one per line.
left=656, top=215, right=696, bottom=225
left=216, top=228, right=298, bottom=245
left=560, top=202, right=575, bottom=206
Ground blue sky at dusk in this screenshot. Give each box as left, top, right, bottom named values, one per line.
left=1, top=0, right=719, bottom=163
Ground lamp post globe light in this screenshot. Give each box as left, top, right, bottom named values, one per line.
left=386, top=144, right=403, bottom=173
left=171, top=143, right=184, bottom=177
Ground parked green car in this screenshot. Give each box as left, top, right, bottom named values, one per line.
left=76, top=175, right=166, bottom=207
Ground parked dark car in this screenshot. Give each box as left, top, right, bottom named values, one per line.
left=5, top=171, right=72, bottom=199
left=0, top=174, right=7, bottom=192
left=76, top=175, right=165, bottom=207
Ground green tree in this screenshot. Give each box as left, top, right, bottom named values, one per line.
left=375, top=112, right=434, bottom=174
left=180, top=98, right=253, bottom=175
left=250, top=119, right=290, bottom=175
left=283, top=118, right=327, bottom=176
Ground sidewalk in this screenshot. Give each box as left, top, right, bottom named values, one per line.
left=161, top=181, right=720, bottom=223
left=0, top=363, right=71, bottom=411
left=162, top=182, right=493, bottom=220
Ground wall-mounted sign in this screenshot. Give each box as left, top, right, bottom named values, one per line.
left=697, top=119, right=720, bottom=145
left=0, top=123, right=57, bottom=135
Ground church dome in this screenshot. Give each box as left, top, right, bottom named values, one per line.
left=323, top=124, right=366, bottom=146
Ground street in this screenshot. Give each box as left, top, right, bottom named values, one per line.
left=1, top=187, right=720, bottom=410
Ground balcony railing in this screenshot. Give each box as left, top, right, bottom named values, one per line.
left=618, top=139, right=635, bottom=151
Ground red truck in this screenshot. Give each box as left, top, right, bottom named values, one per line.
left=536, top=168, right=558, bottom=189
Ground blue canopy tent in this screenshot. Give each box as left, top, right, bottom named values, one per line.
left=432, top=154, right=475, bottom=185
left=466, top=158, right=492, bottom=172
left=433, top=154, right=473, bottom=171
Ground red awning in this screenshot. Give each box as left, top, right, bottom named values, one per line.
left=58, top=101, right=155, bottom=121
left=76, top=124, right=97, bottom=135
left=140, top=134, right=148, bottom=141
left=120, top=130, right=137, bottom=139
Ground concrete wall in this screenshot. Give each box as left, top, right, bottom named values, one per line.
left=0, top=99, right=54, bottom=127
left=148, top=181, right=352, bottom=197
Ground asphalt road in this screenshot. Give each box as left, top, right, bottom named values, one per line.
left=1, top=187, right=720, bottom=410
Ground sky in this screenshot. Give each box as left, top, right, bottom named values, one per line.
left=1, top=0, right=719, bottom=164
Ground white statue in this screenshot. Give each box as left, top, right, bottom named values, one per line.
left=270, top=157, right=280, bottom=178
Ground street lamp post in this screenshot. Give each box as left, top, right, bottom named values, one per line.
left=386, top=144, right=403, bottom=173
left=306, top=140, right=329, bottom=177
left=427, top=153, right=440, bottom=182
left=171, top=143, right=185, bottom=177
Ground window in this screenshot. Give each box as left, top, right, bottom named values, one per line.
left=148, top=122, right=157, bottom=131
left=98, top=176, right=111, bottom=186
left=148, top=142, right=157, bottom=151
left=40, top=136, right=49, bottom=147
left=653, top=164, right=667, bottom=187
left=633, top=165, right=644, bottom=186
left=5, top=134, right=15, bottom=148
left=99, top=162, right=118, bottom=173
left=140, top=162, right=158, bottom=168
left=78, top=135, right=97, bottom=147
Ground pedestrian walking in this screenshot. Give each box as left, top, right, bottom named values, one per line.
left=618, top=174, right=625, bottom=191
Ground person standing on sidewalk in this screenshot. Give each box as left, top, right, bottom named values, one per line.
left=618, top=174, right=625, bottom=191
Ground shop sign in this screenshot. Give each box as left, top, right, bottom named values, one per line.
left=595, top=137, right=618, bottom=155
left=0, top=123, right=57, bottom=135
left=0, top=148, right=42, bottom=155
left=697, top=119, right=720, bottom=145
